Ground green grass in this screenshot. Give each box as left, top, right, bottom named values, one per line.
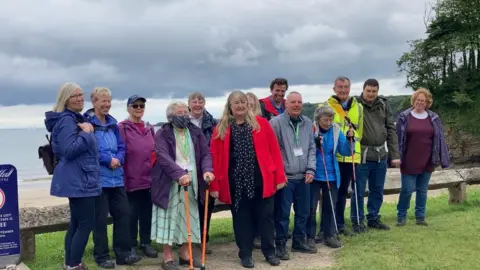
left=27, top=188, right=480, bottom=270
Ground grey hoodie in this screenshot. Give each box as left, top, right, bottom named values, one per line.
left=269, top=112, right=316, bottom=180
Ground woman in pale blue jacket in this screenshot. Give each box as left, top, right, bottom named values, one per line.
left=306, top=105, right=353, bottom=249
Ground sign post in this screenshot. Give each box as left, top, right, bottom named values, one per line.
left=0, top=165, right=21, bottom=269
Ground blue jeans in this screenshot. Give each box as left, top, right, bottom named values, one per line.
left=307, top=181, right=338, bottom=239
left=350, top=160, right=387, bottom=224
left=274, top=178, right=310, bottom=245
left=397, top=172, right=432, bottom=220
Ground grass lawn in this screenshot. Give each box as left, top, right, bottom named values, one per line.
left=26, top=188, right=480, bottom=270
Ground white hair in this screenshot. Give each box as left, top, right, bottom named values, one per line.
left=314, top=105, right=335, bottom=121
left=90, top=87, right=112, bottom=103
left=166, top=101, right=188, bottom=121
left=53, top=82, right=82, bottom=112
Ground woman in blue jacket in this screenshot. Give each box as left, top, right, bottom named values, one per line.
left=306, top=105, right=353, bottom=249
left=45, top=82, right=100, bottom=270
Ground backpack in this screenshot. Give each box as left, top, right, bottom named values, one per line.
left=38, top=134, right=57, bottom=175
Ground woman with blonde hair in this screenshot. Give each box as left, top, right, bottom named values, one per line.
left=210, top=91, right=286, bottom=268
left=246, top=92, right=262, bottom=116
left=396, top=88, right=450, bottom=226
left=45, top=82, right=99, bottom=270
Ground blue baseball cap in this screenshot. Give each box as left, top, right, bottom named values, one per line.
left=127, top=95, right=146, bottom=105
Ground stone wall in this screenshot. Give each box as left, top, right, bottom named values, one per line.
left=445, top=128, right=480, bottom=165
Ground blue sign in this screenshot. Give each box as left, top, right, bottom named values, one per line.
left=0, top=165, right=21, bottom=267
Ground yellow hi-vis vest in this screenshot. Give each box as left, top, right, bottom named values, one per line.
left=318, top=97, right=363, bottom=164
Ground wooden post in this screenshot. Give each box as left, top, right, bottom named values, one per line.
left=448, top=182, right=467, bottom=204
left=20, top=230, right=35, bottom=261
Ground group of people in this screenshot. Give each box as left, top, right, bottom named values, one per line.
left=45, top=76, right=450, bottom=270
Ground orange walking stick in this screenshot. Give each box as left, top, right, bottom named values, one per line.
left=183, top=185, right=194, bottom=270
left=201, top=177, right=211, bottom=270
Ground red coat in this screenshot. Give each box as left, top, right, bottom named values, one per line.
left=209, top=116, right=286, bottom=204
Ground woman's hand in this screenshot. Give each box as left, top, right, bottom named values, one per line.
left=210, top=191, right=219, bottom=198
left=178, top=174, right=191, bottom=186
left=78, top=123, right=94, bottom=133
left=203, top=172, right=215, bottom=183
left=346, top=127, right=354, bottom=137
left=276, top=183, right=286, bottom=190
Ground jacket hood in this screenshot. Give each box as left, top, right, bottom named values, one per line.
left=399, top=107, right=439, bottom=122
left=45, top=109, right=82, bottom=132
left=119, top=119, right=154, bottom=128
left=83, top=108, right=118, bottom=126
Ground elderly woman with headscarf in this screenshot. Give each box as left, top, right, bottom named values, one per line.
left=210, top=90, right=286, bottom=268
left=150, top=101, right=215, bottom=270
left=396, top=88, right=450, bottom=226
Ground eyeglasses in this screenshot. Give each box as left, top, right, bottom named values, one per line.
left=130, top=104, right=145, bottom=109
left=70, top=93, right=84, bottom=99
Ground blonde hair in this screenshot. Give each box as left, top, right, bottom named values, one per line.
left=215, top=91, right=260, bottom=140
left=53, top=82, right=82, bottom=112
left=91, top=87, right=112, bottom=103
left=245, top=92, right=262, bottom=116
left=411, top=88, right=433, bottom=109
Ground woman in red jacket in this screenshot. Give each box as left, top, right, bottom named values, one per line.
left=210, top=91, right=286, bottom=269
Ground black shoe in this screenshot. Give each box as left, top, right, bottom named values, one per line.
left=337, top=228, right=353, bottom=236
left=352, top=223, right=367, bottom=233
left=397, top=219, right=406, bottom=227
left=253, top=237, right=261, bottom=250
left=265, top=255, right=281, bottom=266
left=315, top=231, right=324, bottom=243
left=368, top=220, right=391, bottom=230
left=179, top=257, right=201, bottom=268
left=240, top=257, right=255, bottom=268
left=292, top=240, right=317, bottom=254
left=97, top=260, right=115, bottom=269
left=307, top=238, right=316, bottom=249
left=161, top=260, right=179, bottom=270
left=324, top=237, right=342, bottom=249
left=416, top=219, right=428, bottom=226
left=140, top=244, right=158, bottom=258
left=117, top=253, right=142, bottom=265
left=275, top=245, right=290, bottom=260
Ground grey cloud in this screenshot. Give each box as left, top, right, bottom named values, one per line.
left=0, top=0, right=428, bottom=106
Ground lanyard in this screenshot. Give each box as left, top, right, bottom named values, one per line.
left=174, top=129, right=190, bottom=161
left=294, top=122, right=299, bottom=145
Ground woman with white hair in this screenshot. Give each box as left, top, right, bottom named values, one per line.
left=150, top=101, right=215, bottom=270
left=44, top=82, right=99, bottom=270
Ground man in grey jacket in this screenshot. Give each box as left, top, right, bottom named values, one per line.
left=269, top=91, right=317, bottom=260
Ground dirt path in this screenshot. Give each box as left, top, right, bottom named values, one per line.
left=125, top=240, right=335, bottom=270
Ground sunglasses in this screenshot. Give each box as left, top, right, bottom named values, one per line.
left=130, top=104, right=145, bottom=109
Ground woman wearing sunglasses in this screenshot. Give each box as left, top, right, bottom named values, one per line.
left=118, top=95, right=158, bottom=258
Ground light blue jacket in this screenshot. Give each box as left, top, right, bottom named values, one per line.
left=84, top=109, right=125, bottom=188
left=314, top=123, right=352, bottom=188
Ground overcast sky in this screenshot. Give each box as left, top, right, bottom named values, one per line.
left=0, top=0, right=428, bottom=129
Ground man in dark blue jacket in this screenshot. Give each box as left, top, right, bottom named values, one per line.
left=85, top=87, right=141, bottom=269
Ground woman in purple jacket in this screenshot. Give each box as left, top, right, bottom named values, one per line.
left=396, top=88, right=450, bottom=227
left=151, top=101, right=214, bottom=270
left=118, top=95, right=158, bottom=258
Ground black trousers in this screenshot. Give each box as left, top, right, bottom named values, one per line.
left=127, top=188, right=153, bottom=247
left=65, top=196, right=96, bottom=267
left=93, top=187, right=131, bottom=263
left=336, top=162, right=354, bottom=229
left=198, top=194, right=216, bottom=243
left=318, top=182, right=339, bottom=238
left=231, top=195, right=275, bottom=259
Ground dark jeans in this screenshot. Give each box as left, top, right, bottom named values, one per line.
left=198, top=194, right=216, bottom=243
left=350, top=160, right=387, bottom=224
left=65, top=196, right=96, bottom=267
left=397, top=172, right=432, bottom=220
left=93, top=187, right=131, bottom=263
left=336, top=162, right=355, bottom=229
left=127, top=188, right=153, bottom=247
left=231, top=196, right=275, bottom=259
left=307, top=181, right=338, bottom=238
left=274, top=178, right=310, bottom=246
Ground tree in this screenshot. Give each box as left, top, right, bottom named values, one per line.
left=397, top=0, right=480, bottom=135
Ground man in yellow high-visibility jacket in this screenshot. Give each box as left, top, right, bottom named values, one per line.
left=314, top=76, right=365, bottom=239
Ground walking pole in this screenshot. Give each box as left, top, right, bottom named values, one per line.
left=183, top=184, right=194, bottom=270
left=201, top=177, right=211, bottom=270
left=319, top=144, right=339, bottom=234
left=350, top=136, right=361, bottom=226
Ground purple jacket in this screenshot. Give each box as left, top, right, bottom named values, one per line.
left=151, top=122, right=213, bottom=209
left=118, top=120, right=155, bottom=192
left=396, top=108, right=450, bottom=169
